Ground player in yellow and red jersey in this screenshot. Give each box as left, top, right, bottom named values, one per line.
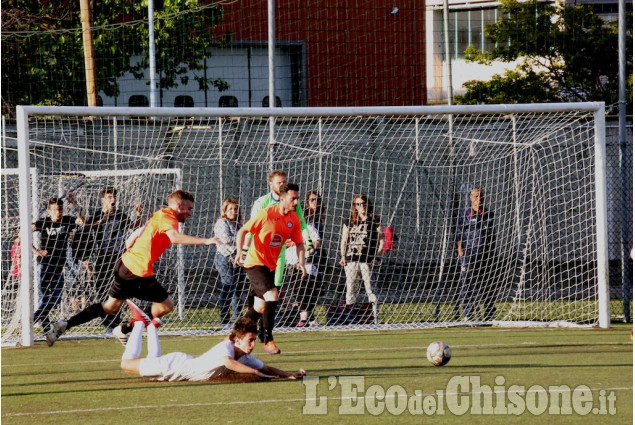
left=46, top=190, right=219, bottom=347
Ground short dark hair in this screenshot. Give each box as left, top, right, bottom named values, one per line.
left=48, top=198, right=63, bottom=207
left=100, top=186, right=117, bottom=198
left=168, top=190, right=195, bottom=203
left=230, top=317, right=258, bottom=342
left=279, top=182, right=299, bottom=195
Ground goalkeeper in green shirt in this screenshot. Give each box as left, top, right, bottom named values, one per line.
left=243, top=170, right=313, bottom=288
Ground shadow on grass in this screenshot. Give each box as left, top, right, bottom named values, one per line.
left=2, top=374, right=301, bottom=398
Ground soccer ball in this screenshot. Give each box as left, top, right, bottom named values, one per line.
left=426, top=341, right=451, bottom=366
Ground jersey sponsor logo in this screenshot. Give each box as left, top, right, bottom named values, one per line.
left=270, top=234, right=284, bottom=247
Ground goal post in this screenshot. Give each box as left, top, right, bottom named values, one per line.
left=8, top=103, right=609, bottom=347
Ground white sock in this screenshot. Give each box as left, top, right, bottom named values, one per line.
left=122, top=321, right=145, bottom=360
left=146, top=323, right=161, bottom=358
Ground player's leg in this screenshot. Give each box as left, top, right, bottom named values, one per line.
left=97, top=256, right=122, bottom=333
left=245, top=266, right=280, bottom=353
left=51, top=257, right=133, bottom=345
left=46, top=295, right=124, bottom=346
left=146, top=321, right=161, bottom=358
left=259, top=289, right=281, bottom=354
left=120, top=320, right=146, bottom=373
left=150, top=296, right=174, bottom=321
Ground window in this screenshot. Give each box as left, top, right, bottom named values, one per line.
left=128, top=95, right=149, bottom=107
left=219, top=96, right=238, bottom=108
left=262, top=96, right=282, bottom=107
left=446, top=7, right=499, bottom=60
left=174, top=95, right=194, bottom=108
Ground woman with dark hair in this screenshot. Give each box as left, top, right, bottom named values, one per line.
left=214, top=198, right=243, bottom=329
left=339, top=194, right=384, bottom=324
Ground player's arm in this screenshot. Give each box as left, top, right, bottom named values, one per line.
left=260, top=365, right=306, bottom=380
left=223, top=356, right=277, bottom=379
left=242, top=195, right=268, bottom=254
left=166, top=229, right=218, bottom=246
left=234, top=226, right=249, bottom=265
left=339, top=224, right=349, bottom=266
left=235, top=213, right=263, bottom=265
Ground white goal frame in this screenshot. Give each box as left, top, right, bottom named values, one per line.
left=14, top=103, right=609, bottom=347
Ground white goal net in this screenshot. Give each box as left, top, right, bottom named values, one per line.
left=3, top=104, right=609, bottom=346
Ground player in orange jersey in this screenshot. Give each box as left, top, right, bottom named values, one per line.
left=234, top=182, right=307, bottom=354
left=46, top=190, right=219, bottom=346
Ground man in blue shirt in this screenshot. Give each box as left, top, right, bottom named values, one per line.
left=456, top=187, right=496, bottom=321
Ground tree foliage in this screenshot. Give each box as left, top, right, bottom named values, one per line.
left=1, top=0, right=232, bottom=116
left=456, top=0, right=633, bottom=109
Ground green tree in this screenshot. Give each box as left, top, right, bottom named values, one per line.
left=456, top=0, right=633, bottom=109
left=1, top=0, right=232, bottom=116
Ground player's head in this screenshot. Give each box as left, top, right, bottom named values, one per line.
left=230, top=317, right=259, bottom=354
left=470, top=187, right=484, bottom=211
left=47, top=198, right=63, bottom=222
left=279, top=182, right=300, bottom=214
left=268, top=170, right=287, bottom=196
left=168, top=190, right=195, bottom=223
left=100, top=186, right=117, bottom=211
left=220, top=198, right=242, bottom=223
left=351, top=194, right=374, bottom=224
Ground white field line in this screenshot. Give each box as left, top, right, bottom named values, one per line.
left=3, top=386, right=632, bottom=417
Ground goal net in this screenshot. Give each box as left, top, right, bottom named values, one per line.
left=3, top=104, right=608, bottom=346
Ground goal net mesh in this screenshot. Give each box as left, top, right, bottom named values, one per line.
left=2, top=107, right=601, bottom=345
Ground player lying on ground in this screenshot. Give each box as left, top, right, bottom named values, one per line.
left=120, top=301, right=306, bottom=382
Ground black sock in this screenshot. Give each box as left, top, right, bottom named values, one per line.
left=244, top=307, right=262, bottom=323
left=66, top=303, right=105, bottom=330
left=263, top=301, right=278, bottom=343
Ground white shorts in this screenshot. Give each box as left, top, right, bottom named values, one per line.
left=138, top=352, right=192, bottom=381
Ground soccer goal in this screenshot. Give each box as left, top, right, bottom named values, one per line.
left=6, top=103, right=609, bottom=347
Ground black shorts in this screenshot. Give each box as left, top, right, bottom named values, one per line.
left=109, top=259, right=170, bottom=303
left=245, top=266, right=276, bottom=299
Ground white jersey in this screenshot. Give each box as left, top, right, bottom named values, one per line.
left=139, top=339, right=264, bottom=382
left=285, top=222, right=321, bottom=276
